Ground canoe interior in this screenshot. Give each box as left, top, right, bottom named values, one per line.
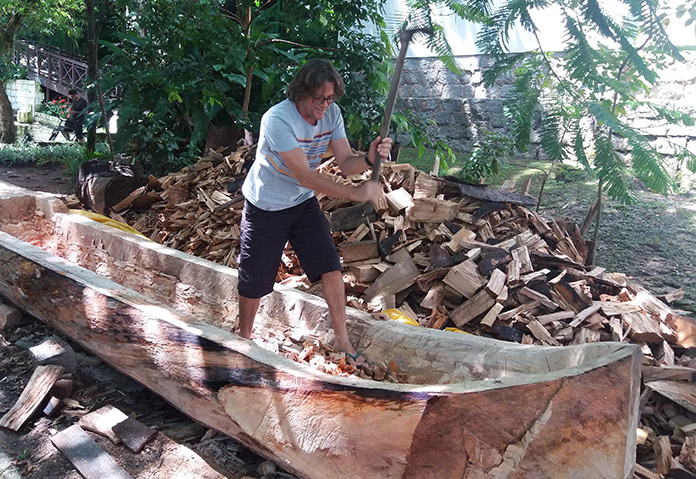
left=0, top=181, right=640, bottom=387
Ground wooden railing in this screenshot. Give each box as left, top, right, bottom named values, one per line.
left=15, top=41, right=88, bottom=97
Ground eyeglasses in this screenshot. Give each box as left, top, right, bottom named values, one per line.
left=311, top=95, right=337, bottom=105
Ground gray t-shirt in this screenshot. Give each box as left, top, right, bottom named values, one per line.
left=242, top=99, right=346, bottom=211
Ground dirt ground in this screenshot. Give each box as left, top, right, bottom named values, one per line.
left=0, top=166, right=296, bottom=479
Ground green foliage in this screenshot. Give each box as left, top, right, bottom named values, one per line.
left=470, top=0, right=693, bottom=206
left=97, top=0, right=392, bottom=174
left=0, top=142, right=108, bottom=171
left=0, top=58, right=25, bottom=80
left=457, top=129, right=513, bottom=183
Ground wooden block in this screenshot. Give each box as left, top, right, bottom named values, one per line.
left=507, top=258, right=521, bottom=285
left=527, top=320, right=561, bottom=346
left=485, top=268, right=507, bottom=297
left=408, top=197, right=459, bottom=223
left=344, top=264, right=381, bottom=284
left=385, top=187, right=414, bottom=214
left=654, top=435, right=672, bottom=475
left=52, top=424, right=133, bottom=479
left=50, top=378, right=74, bottom=399
left=414, top=172, right=439, bottom=199
left=346, top=223, right=370, bottom=242
left=444, top=227, right=476, bottom=253
left=443, top=259, right=486, bottom=299
left=511, top=246, right=533, bottom=274
left=450, top=290, right=496, bottom=328
left=0, top=364, right=64, bottom=431
left=420, top=281, right=446, bottom=311
left=480, top=303, right=504, bottom=328
left=79, top=405, right=129, bottom=444
left=113, top=417, right=158, bottom=453
left=339, top=240, right=379, bottom=264
left=0, top=302, right=22, bottom=329
left=622, top=311, right=664, bottom=344
left=666, top=314, right=696, bottom=349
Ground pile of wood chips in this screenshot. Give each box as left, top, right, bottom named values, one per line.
left=116, top=147, right=696, bottom=477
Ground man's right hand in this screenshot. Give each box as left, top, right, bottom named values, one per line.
left=353, top=179, right=380, bottom=203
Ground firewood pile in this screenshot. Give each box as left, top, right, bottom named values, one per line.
left=112, top=147, right=696, bottom=476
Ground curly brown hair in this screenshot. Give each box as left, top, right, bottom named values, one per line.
left=286, top=59, right=345, bottom=102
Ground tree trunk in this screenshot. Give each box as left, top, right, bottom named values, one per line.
left=86, top=0, right=98, bottom=151
left=0, top=81, right=16, bottom=143
left=0, top=13, right=24, bottom=144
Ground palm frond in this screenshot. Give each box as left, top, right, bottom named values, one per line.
left=594, top=132, right=635, bottom=204
left=573, top=130, right=593, bottom=173
left=539, top=110, right=567, bottom=162
left=628, top=138, right=672, bottom=195
left=563, top=17, right=601, bottom=89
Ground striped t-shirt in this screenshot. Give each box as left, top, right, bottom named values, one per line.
left=242, top=99, right=346, bottom=211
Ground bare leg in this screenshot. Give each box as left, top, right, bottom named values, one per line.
left=238, top=295, right=261, bottom=339
left=321, top=270, right=357, bottom=356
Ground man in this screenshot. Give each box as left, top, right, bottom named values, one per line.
left=62, top=89, right=87, bottom=142
left=238, top=58, right=392, bottom=359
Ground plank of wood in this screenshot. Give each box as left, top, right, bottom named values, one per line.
left=0, top=365, right=63, bottom=431
left=339, top=240, right=379, bottom=264
left=647, top=381, right=696, bottom=415
left=569, top=304, right=603, bottom=328
left=78, top=405, right=129, bottom=444
left=443, top=259, right=486, bottom=299
left=113, top=417, right=158, bottom=453
left=51, top=424, right=133, bottom=479
left=535, top=311, right=575, bottom=325
left=449, top=290, right=495, bottom=327
left=363, top=257, right=420, bottom=301
left=498, top=301, right=541, bottom=322
left=329, top=203, right=376, bottom=231
left=643, top=366, right=696, bottom=383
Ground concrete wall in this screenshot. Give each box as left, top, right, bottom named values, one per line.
left=6, top=79, right=43, bottom=113
left=395, top=52, right=696, bottom=163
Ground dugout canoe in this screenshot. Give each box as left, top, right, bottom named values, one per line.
left=0, top=180, right=640, bottom=479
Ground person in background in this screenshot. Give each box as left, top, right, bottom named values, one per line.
left=62, top=89, right=87, bottom=142
left=237, top=58, right=392, bottom=361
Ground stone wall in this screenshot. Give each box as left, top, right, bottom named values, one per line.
left=395, top=52, right=696, bottom=163
left=6, top=79, right=43, bottom=113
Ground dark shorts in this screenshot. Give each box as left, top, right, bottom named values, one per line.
left=237, top=197, right=341, bottom=299
left=63, top=117, right=84, bottom=138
